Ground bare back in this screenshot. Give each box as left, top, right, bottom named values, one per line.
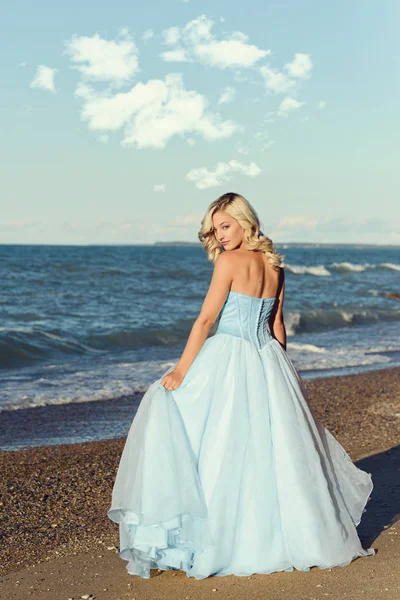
left=229, top=250, right=282, bottom=299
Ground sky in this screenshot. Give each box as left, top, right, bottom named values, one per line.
left=1, top=0, right=399, bottom=245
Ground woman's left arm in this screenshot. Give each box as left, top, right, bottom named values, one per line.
left=160, top=252, right=234, bottom=391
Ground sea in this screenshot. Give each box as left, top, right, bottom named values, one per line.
left=1, top=243, right=399, bottom=452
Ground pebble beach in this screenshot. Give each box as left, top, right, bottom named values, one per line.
left=1, top=366, right=399, bottom=600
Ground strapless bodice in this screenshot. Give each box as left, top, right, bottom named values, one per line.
left=215, top=290, right=276, bottom=351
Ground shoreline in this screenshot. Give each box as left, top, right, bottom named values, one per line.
left=1, top=362, right=400, bottom=454
left=1, top=366, right=399, bottom=599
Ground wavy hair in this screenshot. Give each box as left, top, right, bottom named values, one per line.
left=198, top=192, right=284, bottom=269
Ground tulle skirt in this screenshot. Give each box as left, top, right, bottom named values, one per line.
left=107, top=333, right=375, bottom=579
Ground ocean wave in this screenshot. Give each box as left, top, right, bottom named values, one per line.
left=2, top=305, right=400, bottom=369
left=285, top=264, right=331, bottom=276
left=285, top=262, right=400, bottom=275
left=0, top=323, right=190, bottom=368
left=0, top=388, right=129, bottom=412
left=0, top=357, right=178, bottom=412
left=0, top=328, right=103, bottom=369
left=380, top=262, right=400, bottom=271
left=290, top=350, right=392, bottom=373
left=330, top=262, right=370, bottom=272
left=287, top=342, right=326, bottom=353
left=87, top=322, right=192, bottom=349
left=285, top=307, right=400, bottom=336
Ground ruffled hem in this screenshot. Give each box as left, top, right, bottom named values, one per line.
left=107, top=505, right=376, bottom=580
left=107, top=508, right=215, bottom=579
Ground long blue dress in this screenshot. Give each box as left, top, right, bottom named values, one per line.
left=107, top=290, right=375, bottom=579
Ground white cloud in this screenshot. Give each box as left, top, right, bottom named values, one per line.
left=277, top=96, right=304, bottom=117
left=18, top=61, right=28, bottom=68
left=318, top=100, right=327, bottom=109
left=194, top=39, right=270, bottom=68
left=186, top=159, right=261, bottom=189
left=218, top=86, right=236, bottom=104
left=235, top=142, right=250, bottom=155
left=260, top=53, right=313, bottom=101
left=64, top=30, right=139, bottom=85
left=74, top=72, right=241, bottom=149
left=185, top=15, right=214, bottom=44
left=163, top=26, right=181, bottom=46
left=263, top=111, right=275, bottom=123
left=30, top=65, right=58, bottom=93
left=142, top=29, right=154, bottom=43
left=161, top=15, right=271, bottom=69
left=153, top=184, right=166, bottom=192
left=97, top=133, right=109, bottom=143
left=259, top=65, right=295, bottom=94
left=254, top=130, right=275, bottom=151
left=160, top=48, right=190, bottom=62
left=284, top=53, right=313, bottom=79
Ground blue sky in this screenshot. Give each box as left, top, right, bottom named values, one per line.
left=1, top=0, right=399, bottom=245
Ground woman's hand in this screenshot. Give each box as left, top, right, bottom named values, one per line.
left=160, top=368, right=186, bottom=391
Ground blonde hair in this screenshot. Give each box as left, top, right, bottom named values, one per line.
left=198, top=192, right=284, bottom=269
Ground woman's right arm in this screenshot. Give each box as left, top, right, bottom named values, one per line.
left=271, top=268, right=286, bottom=351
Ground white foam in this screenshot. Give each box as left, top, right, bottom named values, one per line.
left=340, top=311, right=354, bottom=323
left=287, top=342, right=326, bottom=353
left=366, top=344, right=400, bottom=353
left=285, top=311, right=301, bottom=336
left=380, top=262, right=400, bottom=271
left=285, top=264, right=331, bottom=276
left=288, top=347, right=392, bottom=372
left=331, top=262, right=369, bottom=272
left=285, top=261, right=400, bottom=275
left=0, top=357, right=179, bottom=412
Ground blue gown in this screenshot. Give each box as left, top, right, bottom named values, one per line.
left=107, top=290, right=375, bottom=579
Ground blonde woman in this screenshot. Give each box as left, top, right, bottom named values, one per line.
left=107, top=192, right=375, bottom=579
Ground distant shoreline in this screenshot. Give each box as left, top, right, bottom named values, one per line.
left=1, top=241, right=399, bottom=248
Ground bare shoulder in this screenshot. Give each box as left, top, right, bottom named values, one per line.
left=214, top=251, right=237, bottom=270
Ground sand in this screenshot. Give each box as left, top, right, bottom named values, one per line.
left=1, top=366, right=400, bottom=600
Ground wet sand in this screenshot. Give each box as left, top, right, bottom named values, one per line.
left=1, top=366, right=399, bottom=599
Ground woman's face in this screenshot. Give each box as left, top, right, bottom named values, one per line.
left=212, top=210, right=244, bottom=251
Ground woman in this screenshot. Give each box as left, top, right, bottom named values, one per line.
left=107, top=192, right=375, bottom=580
